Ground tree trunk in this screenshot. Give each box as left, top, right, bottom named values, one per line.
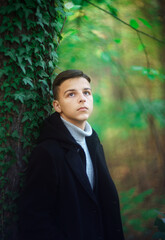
left=0, top=1, right=65, bottom=239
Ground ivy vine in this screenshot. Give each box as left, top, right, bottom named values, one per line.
left=0, top=0, right=65, bottom=239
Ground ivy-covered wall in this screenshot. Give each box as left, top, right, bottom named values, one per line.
left=0, top=0, right=65, bottom=239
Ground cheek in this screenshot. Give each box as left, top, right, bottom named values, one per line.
left=90, top=97, right=93, bottom=105
left=89, top=99, right=93, bottom=111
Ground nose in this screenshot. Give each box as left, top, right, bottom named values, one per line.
left=78, top=92, right=86, bottom=102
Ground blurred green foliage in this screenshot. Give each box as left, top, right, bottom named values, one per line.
left=58, top=0, right=165, bottom=239
left=120, top=188, right=157, bottom=236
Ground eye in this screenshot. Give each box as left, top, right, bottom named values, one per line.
left=68, top=92, right=75, bottom=97
left=84, top=91, right=91, bottom=96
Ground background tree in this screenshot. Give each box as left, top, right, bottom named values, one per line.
left=0, top=0, right=65, bottom=239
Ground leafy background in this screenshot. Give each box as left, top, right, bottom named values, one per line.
left=57, top=0, right=165, bottom=239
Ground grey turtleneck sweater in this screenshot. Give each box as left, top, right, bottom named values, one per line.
left=61, top=117, right=94, bottom=189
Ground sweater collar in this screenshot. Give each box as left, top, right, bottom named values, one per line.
left=61, top=117, right=92, bottom=144
left=38, top=112, right=98, bottom=150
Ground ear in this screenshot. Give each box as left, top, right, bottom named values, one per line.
left=52, top=100, right=62, bottom=113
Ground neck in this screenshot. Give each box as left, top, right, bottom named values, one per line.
left=61, top=116, right=92, bottom=143
left=60, top=116, right=86, bottom=130
left=73, top=121, right=86, bottom=130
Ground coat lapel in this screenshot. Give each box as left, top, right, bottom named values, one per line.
left=65, top=150, right=98, bottom=205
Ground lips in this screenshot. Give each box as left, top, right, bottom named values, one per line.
left=77, top=107, right=88, bottom=111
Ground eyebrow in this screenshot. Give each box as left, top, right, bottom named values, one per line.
left=64, top=88, right=92, bottom=95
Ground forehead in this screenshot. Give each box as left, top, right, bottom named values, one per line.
left=59, top=77, right=91, bottom=91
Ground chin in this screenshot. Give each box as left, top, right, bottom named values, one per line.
left=78, top=117, right=89, bottom=122
left=76, top=113, right=91, bottom=122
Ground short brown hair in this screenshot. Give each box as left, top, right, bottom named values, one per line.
left=52, top=69, right=91, bottom=99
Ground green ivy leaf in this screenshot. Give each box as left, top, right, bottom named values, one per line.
left=24, top=92, right=37, bottom=101
left=14, top=92, right=25, bottom=103
left=23, top=77, right=34, bottom=88
left=36, top=37, right=44, bottom=43
left=40, top=44, right=46, bottom=51
left=15, top=3, right=24, bottom=10
left=11, top=130, right=19, bottom=139
left=17, top=55, right=22, bottom=64
left=35, top=60, right=46, bottom=69
left=32, top=103, right=39, bottom=110
left=48, top=60, right=54, bottom=69
left=19, top=47, right=26, bottom=55
left=37, top=20, right=44, bottom=29
left=34, top=47, right=40, bottom=53
left=36, top=6, right=42, bottom=19
left=49, top=42, right=55, bottom=50
left=39, top=70, right=49, bottom=78
left=39, top=79, right=49, bottom=87
left=2, top=16, right=10, bottom=25
left=12, top=36, right=20, bottom=44
left=25, top=56, right=32, bottom=65
left=15, top=20, right=22, bottom=31
left=130, top=19, right=139, bottom=29
left=19, top=63, right=26, bottom=74
left=5, top=102, right=14, bottom=110
left=27, top=65, right=34, bottom=71
left=25, top=45, right=32, bottom=53
left=54, top=22, right=63, bottom=32
left=42, top=17, right=49, bottom=26
left=21, top=115, right=29, bottom=123
left=23, top=8, right=33, bottom=19
left=21, top=34, right=31, bottom=42
left=51, top=51, right=58, bottom=61
left=5, top=50, right=16, bottom=61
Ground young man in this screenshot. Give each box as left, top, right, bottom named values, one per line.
left=18, top=70, right=125, bottom=240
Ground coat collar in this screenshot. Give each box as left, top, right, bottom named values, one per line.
left=38, top=111, right=99, bottom=149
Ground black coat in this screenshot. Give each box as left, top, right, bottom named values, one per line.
left=18, top=112, right=125, bottom=240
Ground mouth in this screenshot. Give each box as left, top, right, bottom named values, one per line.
left=77, top=107, right=88, bottom=111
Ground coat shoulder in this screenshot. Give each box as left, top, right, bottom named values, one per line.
left=35, top=139, right=64, bottom=158
left=27, top=139, right=65, bottom=173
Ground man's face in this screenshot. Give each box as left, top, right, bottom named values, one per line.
left=53, top=77, right=93, bottom=129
